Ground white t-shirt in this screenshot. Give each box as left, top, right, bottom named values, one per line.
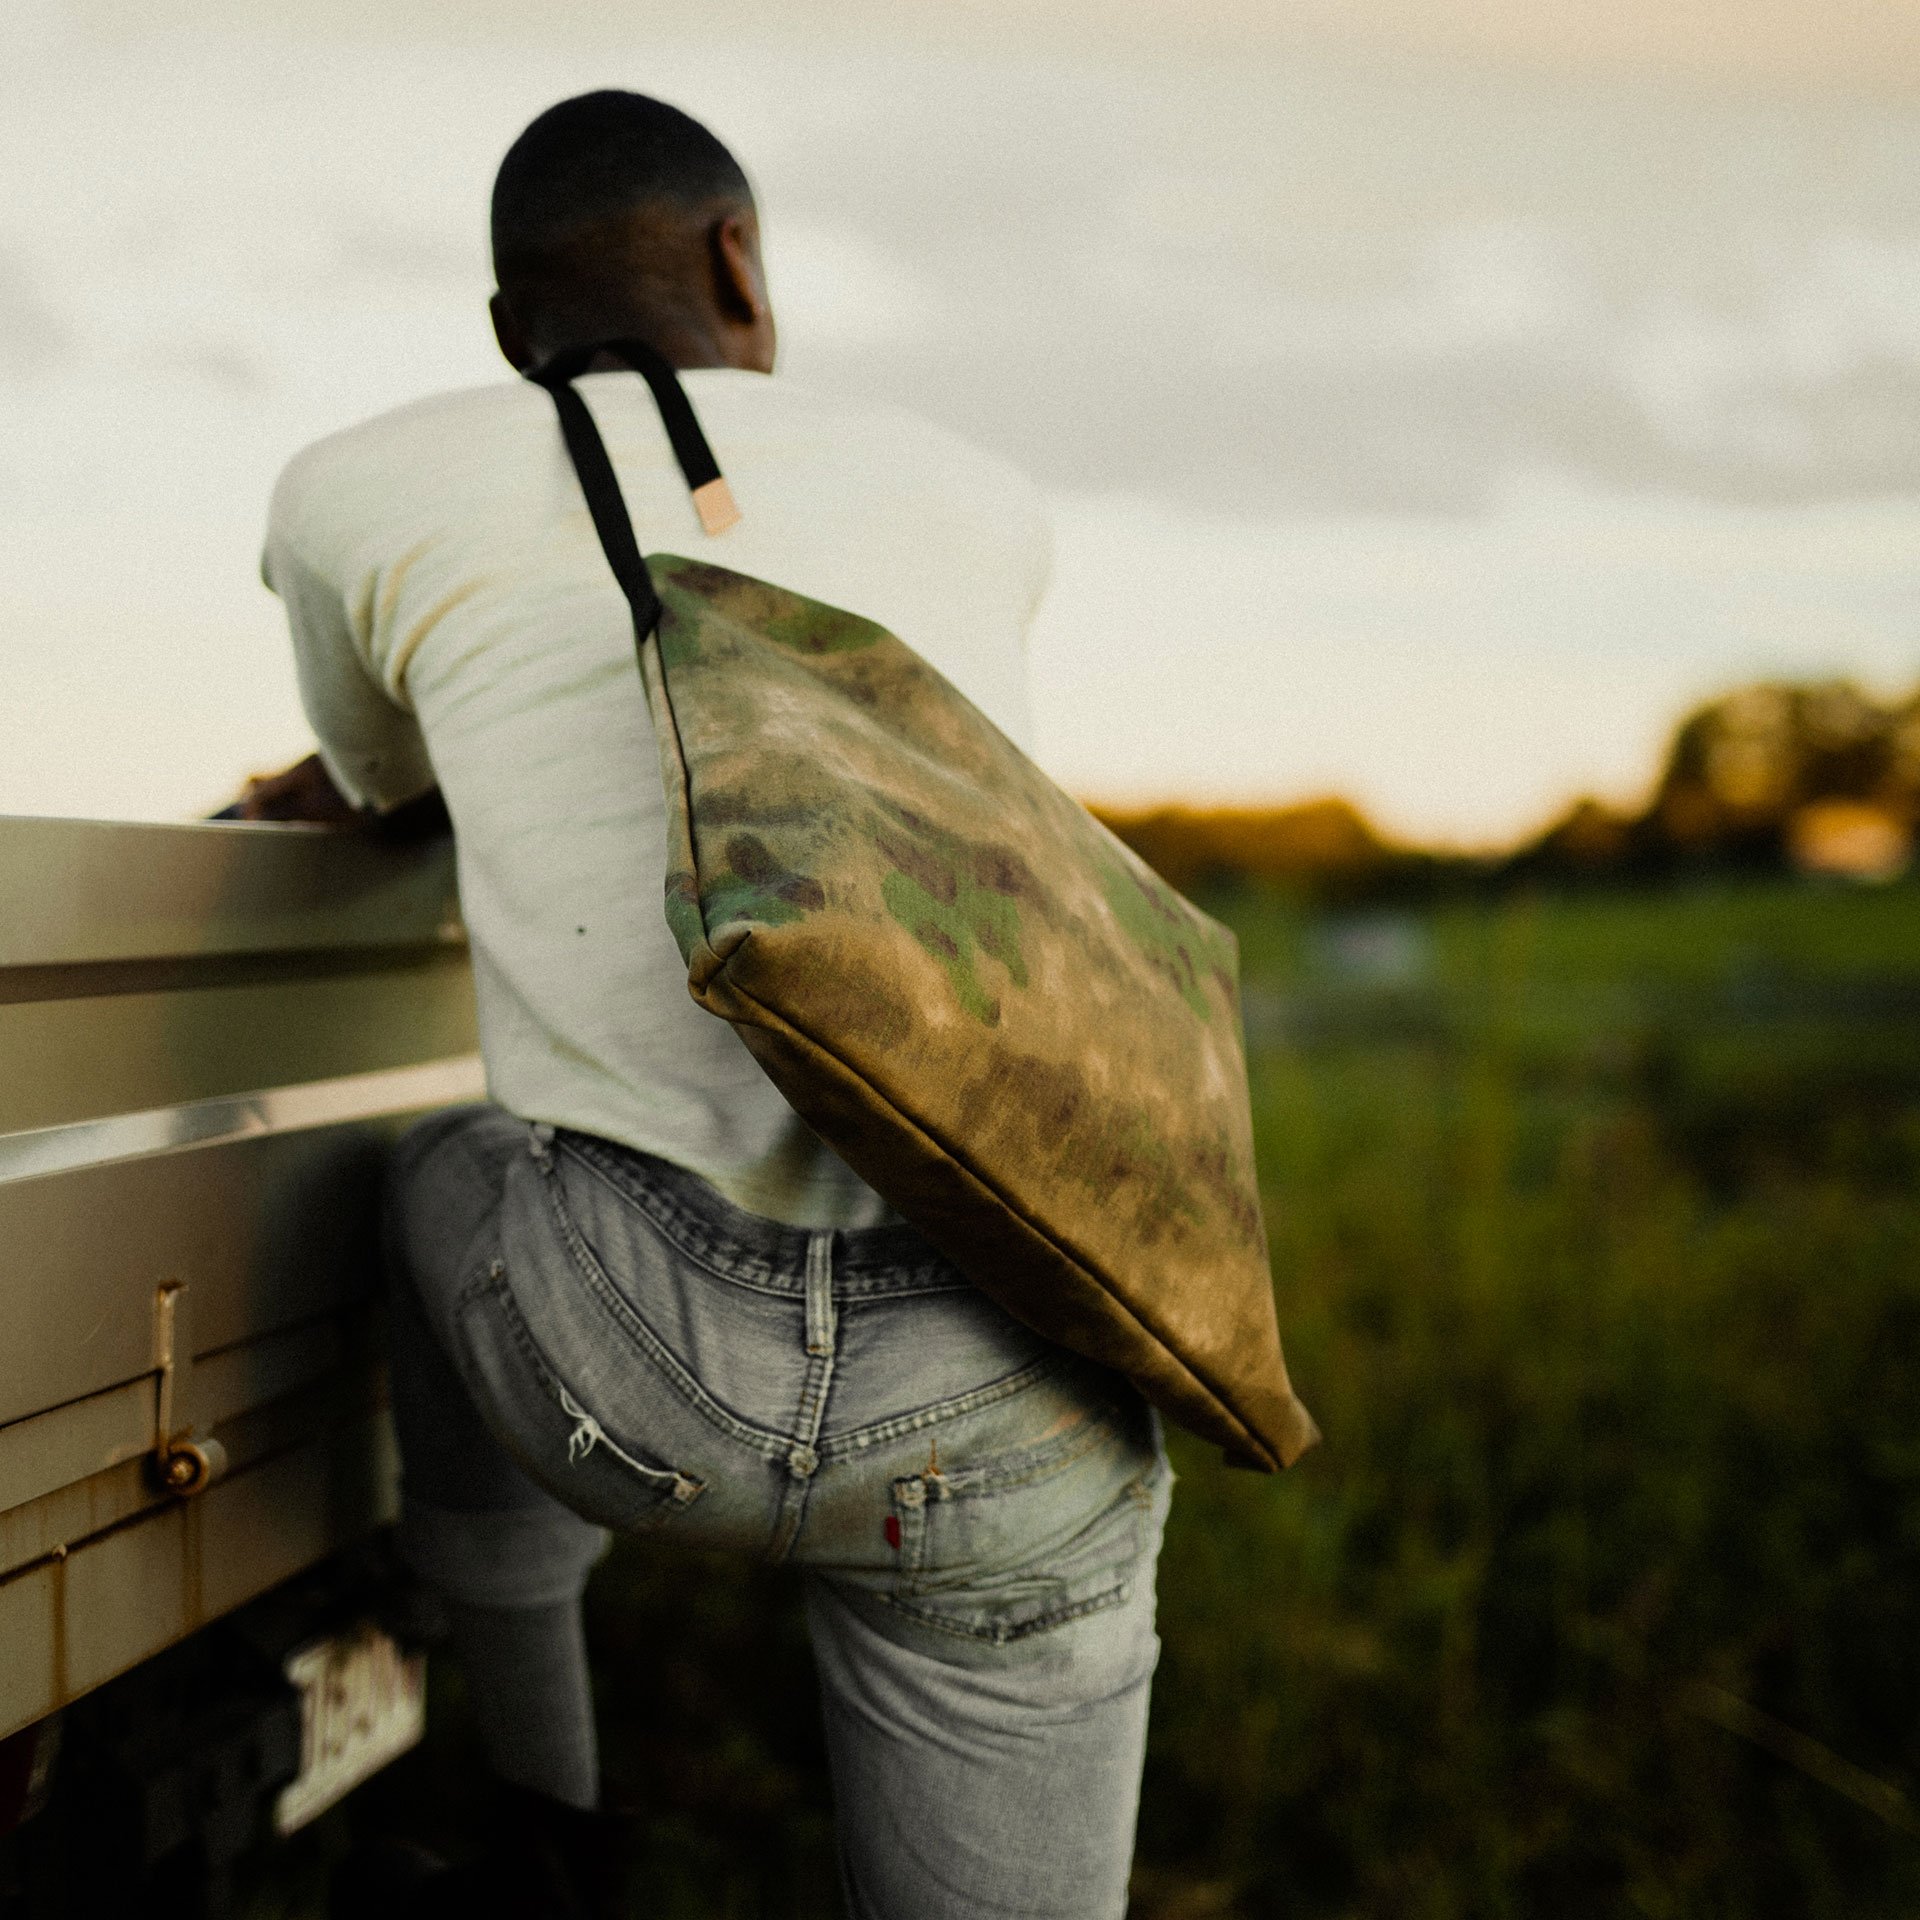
left=265, top=369, right=1051, bottom=1227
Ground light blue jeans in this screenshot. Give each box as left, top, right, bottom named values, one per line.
left=385, top=1105, right=1171, bottom=1919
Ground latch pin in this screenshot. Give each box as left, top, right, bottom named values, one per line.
left=153, top=1281, right=223, bottom=1498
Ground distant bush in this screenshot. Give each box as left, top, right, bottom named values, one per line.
left=1093, top=798, right=1470, bottom=905
left=1507, top=679, right=1920, bottom=885
left=1097, top=678, right=1920, bottom=900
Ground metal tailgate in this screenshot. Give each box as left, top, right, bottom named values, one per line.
left=0, top=817, right=481, bottom=1740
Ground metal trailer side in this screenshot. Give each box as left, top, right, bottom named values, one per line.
left=0, top=815, right=480, bottom=1744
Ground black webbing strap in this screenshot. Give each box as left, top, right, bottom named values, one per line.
left=538, top=373, right=663, bottom=635
left=528, top=339, right=739, bottom=640
left=537, top=338, right=726, bottom=493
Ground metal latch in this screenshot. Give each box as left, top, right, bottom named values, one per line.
left=152, top=1282, right=225, bottom=1498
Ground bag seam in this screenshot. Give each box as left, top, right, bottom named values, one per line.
left=690, top=968, right=1287, bottom=1471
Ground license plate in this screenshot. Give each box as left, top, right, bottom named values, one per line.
left=273, top=1622, right=426, bottom=1835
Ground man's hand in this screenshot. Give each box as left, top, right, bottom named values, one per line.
left=218, top=753, right=361, bottom=823
left=214, top=754, right=452, bottom=840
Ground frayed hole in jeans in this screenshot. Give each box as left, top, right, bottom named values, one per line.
left=558, top=1384, right=605, bottom=1464
left=554, top=1384, right=702, bottom=1507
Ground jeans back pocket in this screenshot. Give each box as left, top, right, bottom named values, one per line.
left=886, top=1390, right=1162, bottom=1646
left=455, top=1262, right=707, bottom=1534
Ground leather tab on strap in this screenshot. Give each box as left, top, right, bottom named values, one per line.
left=692, top=477, right=742, bottom=537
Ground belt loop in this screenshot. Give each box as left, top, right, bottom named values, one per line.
left=804, top=1232, right=837, bottom=1358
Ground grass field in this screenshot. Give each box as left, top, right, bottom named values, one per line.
left=270, top=875, right=1920, bottom=1918
left=1137, top=877, right=1920, bottom=1918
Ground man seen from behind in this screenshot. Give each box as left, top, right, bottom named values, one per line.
left=263, top=90, right=1172, bottom=1920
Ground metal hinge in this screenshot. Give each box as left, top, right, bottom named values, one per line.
left=152, top=1282, right=225, bottom=1498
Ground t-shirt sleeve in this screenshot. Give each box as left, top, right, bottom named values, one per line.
left=261, top=476, right=437, bottom=814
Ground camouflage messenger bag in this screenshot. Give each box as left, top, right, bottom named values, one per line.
left=532, top=343, right=1317, bottom=1471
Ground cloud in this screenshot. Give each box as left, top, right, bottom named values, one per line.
left=1029, top=487, right=1920, bottom=840
left=1616, top=230, right=1920, bottom=454
left=0, top=253, right=70, bottom=374
left=763, top=220, right=941, bottom=357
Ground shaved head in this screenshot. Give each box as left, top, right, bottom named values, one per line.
left=488, top=90, right=774, bottom=374
left=492, top=91, right=752, bottom=280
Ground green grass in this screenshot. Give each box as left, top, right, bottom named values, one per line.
left=266, top=876, right=1920, bottom=1918
left=1136, top=877, right=1920, bottom=1917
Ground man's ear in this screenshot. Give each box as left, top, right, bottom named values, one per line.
left=711, top=212, right=776, bottom=372
left=490, top=290, right=537, bottom=371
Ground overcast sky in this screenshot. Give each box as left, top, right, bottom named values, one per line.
left=6, top=0, right=1920, bottom=840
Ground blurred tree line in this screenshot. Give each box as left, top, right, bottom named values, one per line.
left=1098, top=678, right=1920, bottom=897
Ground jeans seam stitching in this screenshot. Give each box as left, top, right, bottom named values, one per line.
left=537, top=1168, right=792, bottom=1459
left=554, top=1381, right=708, bottom=1504
left=557, top=1134, right=970, bottom=1299
left=877, top=1578, right=1133, bottom=1645
left=816, top=1354, right=1067, bottom=1461
left=471, top=1270, right=707, bottom=1508
left=558, top=1137, right=775, bottom=1290
left=922, top=1405, right=1129, bottom=1499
